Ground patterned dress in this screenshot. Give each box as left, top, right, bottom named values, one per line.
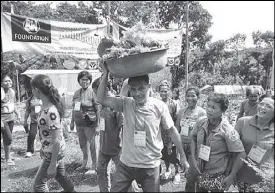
left=37, top=105, right=66, bottom=161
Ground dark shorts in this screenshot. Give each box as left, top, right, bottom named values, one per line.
left=1, top=121, right=14, bottom=146
left=161, top=146, right=179, bottom=164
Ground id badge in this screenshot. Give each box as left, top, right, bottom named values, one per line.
left=248, top=145, right=267, bottom=163
left=198, top=144, right=211, bottom=161
left=134, top=131, right=146, bottom=147
left=74, top=102, right=81, bottom=111
left=180, top=119, right=189, bottom=136
left=35, top=106, right=41, bottom=113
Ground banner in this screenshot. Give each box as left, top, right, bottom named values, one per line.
left=1, top=12, right=108, bottom=69
left=111, top=21, right=184, bottom=66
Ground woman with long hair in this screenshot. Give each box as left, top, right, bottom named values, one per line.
left=31, top=74, right=75, bottom=192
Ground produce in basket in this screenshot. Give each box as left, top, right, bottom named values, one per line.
left=97, top=23, right=168, bottom=60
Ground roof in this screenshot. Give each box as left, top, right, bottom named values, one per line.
left=22, top=69, right=101, bottom=77
left=214, top=85, right=263, bottom=95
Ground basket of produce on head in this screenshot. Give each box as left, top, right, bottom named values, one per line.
left=97, top=23, right=169, bottom=78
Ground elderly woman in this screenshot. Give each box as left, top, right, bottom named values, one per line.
left=175, top=86, right=206, bottom=190
left=237, top=86, right=263, bottom=120
left=235, top=96, right=274, bottom=192
left=191, top=93, right=246, bottom=192
left=70, top=71, right=100, bottom=175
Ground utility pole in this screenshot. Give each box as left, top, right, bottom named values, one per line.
left=185, top=1, right=189, bottom=92
left=107, top=1, right=111, bottom=37
left=270, top=42, right=274, bottom=89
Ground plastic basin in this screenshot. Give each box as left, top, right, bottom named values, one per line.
left=106, top=48, right=168, bottom=78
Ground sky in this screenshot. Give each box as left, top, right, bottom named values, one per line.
left=28, top=1, right=274, bottom=47
left=200, top=1, right=274, bottom=46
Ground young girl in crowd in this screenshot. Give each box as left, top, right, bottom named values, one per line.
left=31, top=74, right=75, bottom=192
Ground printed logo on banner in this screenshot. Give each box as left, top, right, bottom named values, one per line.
left=174, top=57, right=180, bottom=66
left=11, top=14, right=51, bottom=43
left=167, top=57, right=175, bottom=66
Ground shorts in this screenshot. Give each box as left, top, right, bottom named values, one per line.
left=161, top=145, right=179, bottom=165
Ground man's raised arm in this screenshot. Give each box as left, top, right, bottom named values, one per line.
left=97, top=62, right=123, bottom=112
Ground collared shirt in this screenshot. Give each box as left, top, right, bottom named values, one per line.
left=160, top=97, right=179, bottom=147
left=38, top=105, right=65, bottom=155
left=25, top=96, right=43, bottom=124
left=120, top=97, right=174, bottom=168
left=191, top=116, right=245, bottom=174
left=235, top=115, right=274, bottom=184
left=175, top=105, right=206, bottom=143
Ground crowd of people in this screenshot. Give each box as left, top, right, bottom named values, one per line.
left=1, top=67, right=274, bottom=192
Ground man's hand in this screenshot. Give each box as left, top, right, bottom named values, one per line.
left=179, top=156, right=190, bottom=173
left=99, top=58, right=109, bottom=74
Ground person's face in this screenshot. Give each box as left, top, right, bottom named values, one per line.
left=186, top=90, right=198, bottom=107
left=159, top=85, right=169, bottom=100
left=79, top=76, right=91, bottom=89
left=206, top=100, right=224, bottom=119
left=257, top=98, right=274, bottom=120
left=248, top=93, right=259, bottom=103
left=1, top=76, right=12, bottom=89
left=129, top=80, right=150, bottom=105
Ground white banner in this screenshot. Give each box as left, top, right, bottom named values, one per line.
left=1, top=12, right=108, bottom=60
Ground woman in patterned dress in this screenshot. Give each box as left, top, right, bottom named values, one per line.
left=31, top=74, right=75, bottom=192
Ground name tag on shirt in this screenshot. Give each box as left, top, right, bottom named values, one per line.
left=134, top=131, right=146, bottom=147
left=180, top=120, right=189, bottom=136
left=74, top=102, right=81, bottom=111
left=198, top=144, right=211, bottom=161
left=248, top=145, right=267, bottom=163
left=35, top=106, right=41, bottom=113
left=180, top=119, right=196, bottom=136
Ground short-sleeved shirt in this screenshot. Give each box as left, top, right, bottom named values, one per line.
left=176, top=105, right=206, bottom=144
left=72, top=87, right=98, bottom=126
left=25, top=96, right=43, bottom=124
left=1, top=88, right=16, bottom=122
left=240, top=100, right=258, bottom=117
left=235, top=116, right=274, bottom=184
left=38, top=105, right=65, bottom=155
left=160, top=97, right=178, bottom=146
left=191, top=116, right=245, bottom=174
left=120, top=97, right=174, bottom=168
left=100, top=107, right=123, bottom=156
